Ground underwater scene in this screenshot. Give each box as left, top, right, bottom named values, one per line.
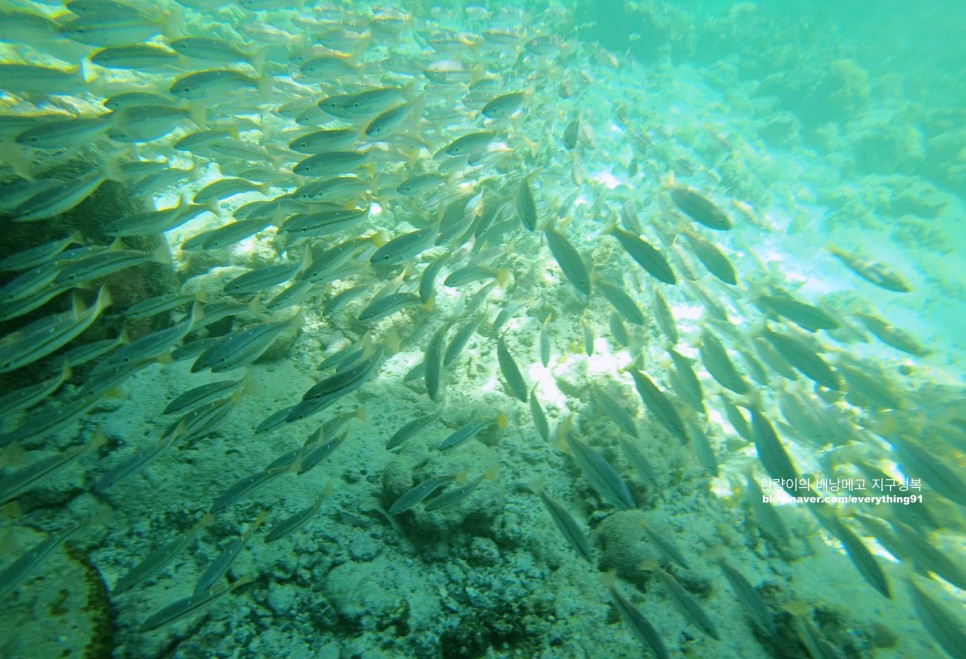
left=1, top=0, right=964, bottom=656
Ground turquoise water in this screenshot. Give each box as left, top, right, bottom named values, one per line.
left=0, top=1, right=964, bottom=657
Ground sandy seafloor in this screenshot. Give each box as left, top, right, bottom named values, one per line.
left=1, top=1, right=965, bottom=658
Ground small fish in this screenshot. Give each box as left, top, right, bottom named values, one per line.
left=820, top=513, right=891, bottom=599
left=396, top=173, right=444, bottom=197
left=439, top=417, right=496, bottom=450
left=581, top=319, right=595, bottom=356
left=559, top=422, right=634, bottom=510
left=598, top=279, right=646, bottom=326
left=855, top=313, right=927, bottom=356
left=113, top=514, right=215, bottom=594
left=716, top=559, right=776, bottom=637
left=193, top=177, right=265, bottom=206
left=528, top=479, right=593, bottom=562
left=496, top=334, right=528, bottom=403
left=514, top=179, right=540, bottom=232
left=685, top=419, right=718, bottom=477
left=224, top=259, right=306, bottom=296
left=744, top=474, right=789, bottom=546
left=425, top=323, right=449, bottom=401
left=342, top=87, right=408, bottom=116
left=323, top=284, right=369, bottom=316
left=762, top=327, right=841, bottom=390
left=365, top=99, right=421, bottom=139
left=290, top=176, right=369, bottom=204
left=90, top=43, right=179, bottom=70
left=828, top=246, right=910, bottom=293
left=93, top=429, right=180, bottom=493
left=698, top=330, right=749, bottom=394
left=650, top=566, right=720, bottom=640
left=836, top=361, right=901, bottom=410
left=683, top=231, right=737, bottom=285
left=126, top=291, right=198, bottom=320
left=194, top=514, right=266, bottom=595
left=209, top=464, right=292, bottom=514
left=358, top=291, right=422, bottom=322
left=202, top=312, right=303, bottom=373
left=481, top=91, right=525, bottom=119
left=15, top=115, right=114, bottom=150
left=540, top=313, right=552, bottom=367
left=420, top=254, right=449, bottom=304
left=140, top=575, right=254, bottom=632
left=307, top=345, right=374, bottom=392
left=0, top=519, right=91, bottom=598
left=424, top=467, right=496, bottom=511
left=387, top=413, right=437, bottom=450
left=758, top=292, right=839, bottom=332
left=436, top=194, right=474, bottom=245
left=104, top=202, right=206, bottom=238
left=0, top=287, right=111, bottom=375
left=529, top=386, right=550, bottom=442
left=544, top=227, right=591, bottom=296
left=0, top=231, right=82, bottom=272
left=0, top=63, right=86, bottom=96
left=287, top=347, right=382, bottom=422
left=103, top=91, right=172, bottom=111
left=443, top=314, right=484, bottom=366
left=443, top=265, right=502, bottom=288
left=288, top=128, right=358, bottom=153
left=753, top=336, right=798, bottom=381
left=265, top=485, right=332, bottom=542
left=170, top=68, right=266, bottom=101
left=93, top=302, right=202, bottom=372
left=443, top=131, right=495, bottom=157
left=669, top=186, right=733, bottom=230
left=163, top=377, right=247, bottom=416
left=0, top=430, right=105, bottom=506
left=906, top=576, right=966, bottom=659
left=169, top=36, right=262, bottom=69
left=887, top=436, right=966, bottom=508
left=389, top=473, right=457, bottom=515
left=667, top=350, right=703, bottom=411
left=298, top=429, right=349, bottom=476
left=0, top=391, right=104, bottom=448
left=55, top=242, right=167, bottom=287
left=12, top=168, right=111, bottom=222
left=608, top=227, right=676, bottom=285
left=888, top=519, right=966, bottom=591
left=604, top=575, right=670, bottom=659
left=463, top=282, right=496, bottom=317
left=630, top=371, right=688, bottom=444
left=370, top=226, right=437, bottom=268
left=0, top=359, right=71, bottom=417
left=294, top=150, right=368, bottom=178
left=60, top=12, right=170, bottom=49
left=617, top=436, right=660, bottom=490
left=591, top=384, right=638, bottom=437
left=0, top=261, right=61, bottom=307
left=748, top=407, right=801, bottom=487
left=563, top=116, right=580, bottom=150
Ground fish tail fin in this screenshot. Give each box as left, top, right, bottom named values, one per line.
left=188, top=103, right=208, bottom=131
left=600, top=569, right=619, bottom=590
left=95, top=286, right=113, bottom=313
left=525, top=476, right=545, bottom=496
left=256, top=71, right=274, bottom=101
left=150, top=241, right=171, bottom=266
left=249, top=49, right=267, bottom=78
left=159, top=5, right=184, bottom=41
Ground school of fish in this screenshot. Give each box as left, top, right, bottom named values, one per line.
left=1, top=1, right=964, bottom=657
